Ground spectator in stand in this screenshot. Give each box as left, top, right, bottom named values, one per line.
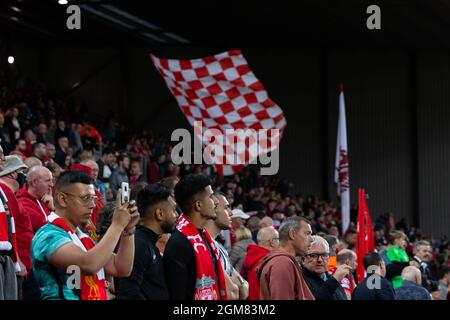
left=0, top=112, right=12, bottom=155
left=30, top=170, right=139, bottom=300
left=0, top=155, right=30, bottom=298
left=129, top=160, right=146, bottom=184
left=230, top=227, right=254, bottom=273
left=54, top=136, right=70, bottom=168
left=82, top=159, right=107, bottom=204
left=395, top=266, right=431, bottom=300
left=46, top=119, right=56, bottom=145
left=110, top=153, right=130, bottom=197
left=69, top=123, right=83, bottom=156
left=54, top=119, right=69, bottom=143
left=16, top=165, right=55, bottom=234
left=302, top=235, right=349, bottom=300
left=12, top=139, right=27, bottom=161
left=164, top=174, right=226, bottom=300
left=47, top=162, right=62, bottom=192
left=260, top=216, right=274, bottom=228
left=375, top=226, right=388, bottom=249
left=5, top=106, right=21, bottom=142
left=24, top=157, right=42, bottom=171
left=438, top=266, right=450, bottom=300
left=329, top=249, right=357, bottom=299
left=97, top=147, right=114, bottom=186
left=205, top=192, right=249, bottom=300
left=429, top=253, right=446, bottom=282
left=325, top=235, right=340, bottom=271
left=384, top=230, right=410, bottom=289
left=31, top=142, right=47, bottom=163
left=0, top=147, right=22, bottom=300
left=246, top=216, right=261, bottom=243
left=257, top=216, right=315, bottom=300
left=23, top=129, right=36, bottom=158
left=353, top=252, right=396, bottom=300
left=411, top=240, right=436, bottom=292
left=241, top=226, right=279, bottom=300
left=35, top=123, right=47, bottom=144
left=230, top=209, right=249, bottom=246
left=117, top=183, right=178, bottom=300
left=45, top=143, right=56, bottom=164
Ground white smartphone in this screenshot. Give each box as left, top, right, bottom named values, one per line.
left=121, top=182, right=130, bottom=204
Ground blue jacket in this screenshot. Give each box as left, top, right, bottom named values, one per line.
left=352, top=273, right=396, bottom=300
left=395, top=280, right=431, bottom=300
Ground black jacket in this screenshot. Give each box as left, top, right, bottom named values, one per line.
left=163, top=229, right=221, bottom=300
left=412, top=256, right=438, bottom=292
left=302, top=265, right=347, bottom=300
left=117, top=225, right=168, bottom=300
left=352, top=273, right=396, bottom=300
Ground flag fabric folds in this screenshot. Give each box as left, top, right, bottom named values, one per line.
left=151, top=50, right=287, bottom=175
left=355, top=188, right=375, bottom=282
left=335, top=87, right=350, bottom=236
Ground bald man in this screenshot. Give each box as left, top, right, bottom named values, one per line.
left=395, top=266, right=431, bottom=300
left=329, top=249, right=358, bottom=299
left=82, top=159, right=107, bottom=224
left=16, top=165, right=54, bottom=234
left=24, top=157, right=43, bottom=172
left=241, top=226, right=280, bottom=300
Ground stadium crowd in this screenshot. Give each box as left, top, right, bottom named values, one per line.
left=0, top=72, right=449, bottom=300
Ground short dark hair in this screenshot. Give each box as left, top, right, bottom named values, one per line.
left=324, top=235, right=338, bottom=248
left=32, top=142, right=45, bottom=153
left=56, top=170, right=93, bottom=191
left=137, top=183, right=171, bottom=219
left=438, top=265, right=450, bottom=280
left=363, top=252, right=382, bottom=271
left=174, top=174, right=211, bottom=214
left=117, top=153, right=129, bottom=164
left=130, top=181, right=148, bottom=202
left=102, top=147, right=113, bottom=156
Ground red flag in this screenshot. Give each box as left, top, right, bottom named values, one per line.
left=151, top=50, right=287, bottom=175
left=355, top=188, right=375, bottom=282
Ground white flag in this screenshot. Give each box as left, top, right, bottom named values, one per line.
left=335, top=87, right=350, bottom=236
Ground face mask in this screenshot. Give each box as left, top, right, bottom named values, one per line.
left=17, top=172, right=27, bottom=188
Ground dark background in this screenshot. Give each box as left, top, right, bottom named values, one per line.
left=1, top=0, right=450, bottom=237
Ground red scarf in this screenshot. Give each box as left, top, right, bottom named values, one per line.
left=177, top=215, right=227, bottom=300
left=48, top=213, right=107, bottom=300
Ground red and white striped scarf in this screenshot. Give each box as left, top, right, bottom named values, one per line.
left=0, top=187, right=20, bottom=272
left=48, top=212, right=107, bottom=300
left=177, top=215, right=227, bottom=300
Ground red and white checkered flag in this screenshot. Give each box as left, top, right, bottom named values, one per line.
left=151, top=50, right=287, bottom=175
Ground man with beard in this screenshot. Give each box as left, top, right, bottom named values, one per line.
left=117, top=183, right=178, bottom=300
left=164, top=174, right=227, bottom=300
left=205, top=192, right=249, bottom=300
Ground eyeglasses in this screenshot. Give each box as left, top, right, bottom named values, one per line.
left=306, top=253, right=329, bottom=260
left=61, top=192, right=99, bottom=206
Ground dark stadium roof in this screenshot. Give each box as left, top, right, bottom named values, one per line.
left=1, top=0, right=450, bottom=49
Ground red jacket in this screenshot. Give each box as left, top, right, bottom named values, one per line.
left=16, top=185, right=51, bottom=234
left=0, top=183, right=33, bottom=274
left=240, top=244, right=270, bottom=300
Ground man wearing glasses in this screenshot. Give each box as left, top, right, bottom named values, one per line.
left=302, top=235, right=352, bottom=300
left=30, top=170, right=139, bottom=300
